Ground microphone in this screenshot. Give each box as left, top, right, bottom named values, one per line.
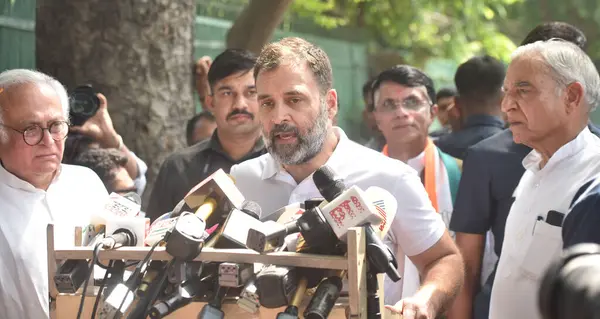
left=246, top=205, right=338, bottom=254
left=176, top=169, right=245, bottom=222
left=198, top=285, right=229, bottom=319
left=164, top=210, right=208, bottom=261
left=148, top=275, right=214, bottom=319
left=313, top=166, right=400, bottom=319
left=103, top=191, right=142, bottom=218
left=145, top=168, right=245, bottom=246
left=207, top=201, right=262, bottom=249
left=218, top=263, right=254, bottom=288
left=303, top=274, right=344, bottom=319
left=147, top=201, right=262, bottom=317
left=137, top=261, right=165, bottom=297
left=317, top=188, right=383, bottom=241
left=276, top=277, right=308, bottom=319
left=237, top=279, right=260, bottom=314
left=313, top=166, right=400, bottom=282
left=364, top=186, right=397, bottom=239
left=138, top=263, right=215, bottom=319
left=246, top=220, right=300, bottom=253
left=255, top=265, right=298, bottom=308
left=80, top=191, right=143, bottom=246
left=301, top=186, right=398, bottom=319
left=144, top=215, right=180, bottom=246
left=98, top=191, right=148, bottom=248
left=236, top=214, right=300, bottom=315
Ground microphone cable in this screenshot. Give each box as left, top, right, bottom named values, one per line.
left=112, top=239, right=163, bottom=319
left=91, top=260, right=115, bottom=319
left=135, top=258, right=176, bottom=319
left=76, top=241, right=103, bottom=319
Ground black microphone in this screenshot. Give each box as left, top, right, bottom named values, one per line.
left=276, top=277, right=308, bottom=319
left=148, top=275, right=214, bottom=319
left=198, top=285, right=229, bottom=319
left=255, top=265, right=299, bottom=308
left=313, top=166, right=400, bottom=281
left=312, top=166, right=400, bottom=319
left=304, top=275, right=344, bottom=319
left=246, top=206, right=338, bottom=254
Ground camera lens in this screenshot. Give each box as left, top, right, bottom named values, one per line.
left=70, top=92, right=97, bottom=116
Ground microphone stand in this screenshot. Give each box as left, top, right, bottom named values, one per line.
left=366, top=267, right=381, bottom=319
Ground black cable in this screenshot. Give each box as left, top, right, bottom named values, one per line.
left=95, top=260, right=137, bottom=269
left=91, top=260, right=114, bottom=319
left=137, top=259, right=176, bottom=319
left=76, top=242, right=103, bottom=319
left=113, top=240, right=162, bottom=319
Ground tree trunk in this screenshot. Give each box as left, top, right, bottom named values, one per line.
left=226, top=0, right=294, bottom=53
left=36, top=0, right=196, bottom=199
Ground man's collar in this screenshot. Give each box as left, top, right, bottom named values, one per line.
left=209, top=129, right=265, bottom=161
left=523, top=127, right=593, bottom=172
left=261, top=127, right=349, bottom=180
left=463, top=114, right=504, bottom=129
left=0, top=161, right=61, bottom=192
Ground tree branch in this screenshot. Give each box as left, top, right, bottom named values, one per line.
left=226, top=0, right=294, bottom=53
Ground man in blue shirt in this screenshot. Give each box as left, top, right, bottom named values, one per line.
left=434, top=56, right=506, bottom=159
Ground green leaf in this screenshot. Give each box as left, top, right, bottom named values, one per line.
left=483, top=6, right=495, bottom=20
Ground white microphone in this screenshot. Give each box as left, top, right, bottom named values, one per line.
left=79, top=192, right=143, bottom=246
left=319, top=185, right=384, bottom=241
left=102, top=193, right=148, bottom=248
left=364, top=186, right=397, bottom=239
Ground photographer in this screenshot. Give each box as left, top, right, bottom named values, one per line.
left=66, top=92, right=148, bottom=196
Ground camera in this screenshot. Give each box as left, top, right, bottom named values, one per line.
left=538, top=243, right=600, bottom=319
left=69, top=84, right=100, bottom=126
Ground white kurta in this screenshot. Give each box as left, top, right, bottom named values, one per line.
left=489, top=128, right=600, bottom=319
left=0, top=164, right=108, bottom=319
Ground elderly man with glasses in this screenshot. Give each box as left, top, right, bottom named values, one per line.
left=488, top=39, right=600, bottom=319
left=0, top=69, right=108, bottom=319
left=371, top=65, right=465, bottom=302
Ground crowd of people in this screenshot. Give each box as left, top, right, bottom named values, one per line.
left=1, top=20, right=600, bottom=319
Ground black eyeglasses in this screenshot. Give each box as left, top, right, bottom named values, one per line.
left=0, top=121, right=70, bottom=146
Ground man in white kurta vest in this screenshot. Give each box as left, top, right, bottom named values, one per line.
left=371, top=65, right=472, bottom=302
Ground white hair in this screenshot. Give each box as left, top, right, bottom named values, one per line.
left=511, top=40, right=600, bottom=111
left=0, top=69, right=70, bottom=121
left=0, top=69, right=69, bottom=141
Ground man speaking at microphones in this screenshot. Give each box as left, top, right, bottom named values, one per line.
left=0, top=70, right=109, bottom=319
left=230, top=37, right=464, bottom=318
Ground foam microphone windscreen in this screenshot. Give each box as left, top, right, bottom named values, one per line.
left=313, top=166, right=346, bottom=201
left=241, top=201, right=262, bottom=219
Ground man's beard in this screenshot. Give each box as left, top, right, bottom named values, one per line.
left=266, top=102, right=329, bottom=165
